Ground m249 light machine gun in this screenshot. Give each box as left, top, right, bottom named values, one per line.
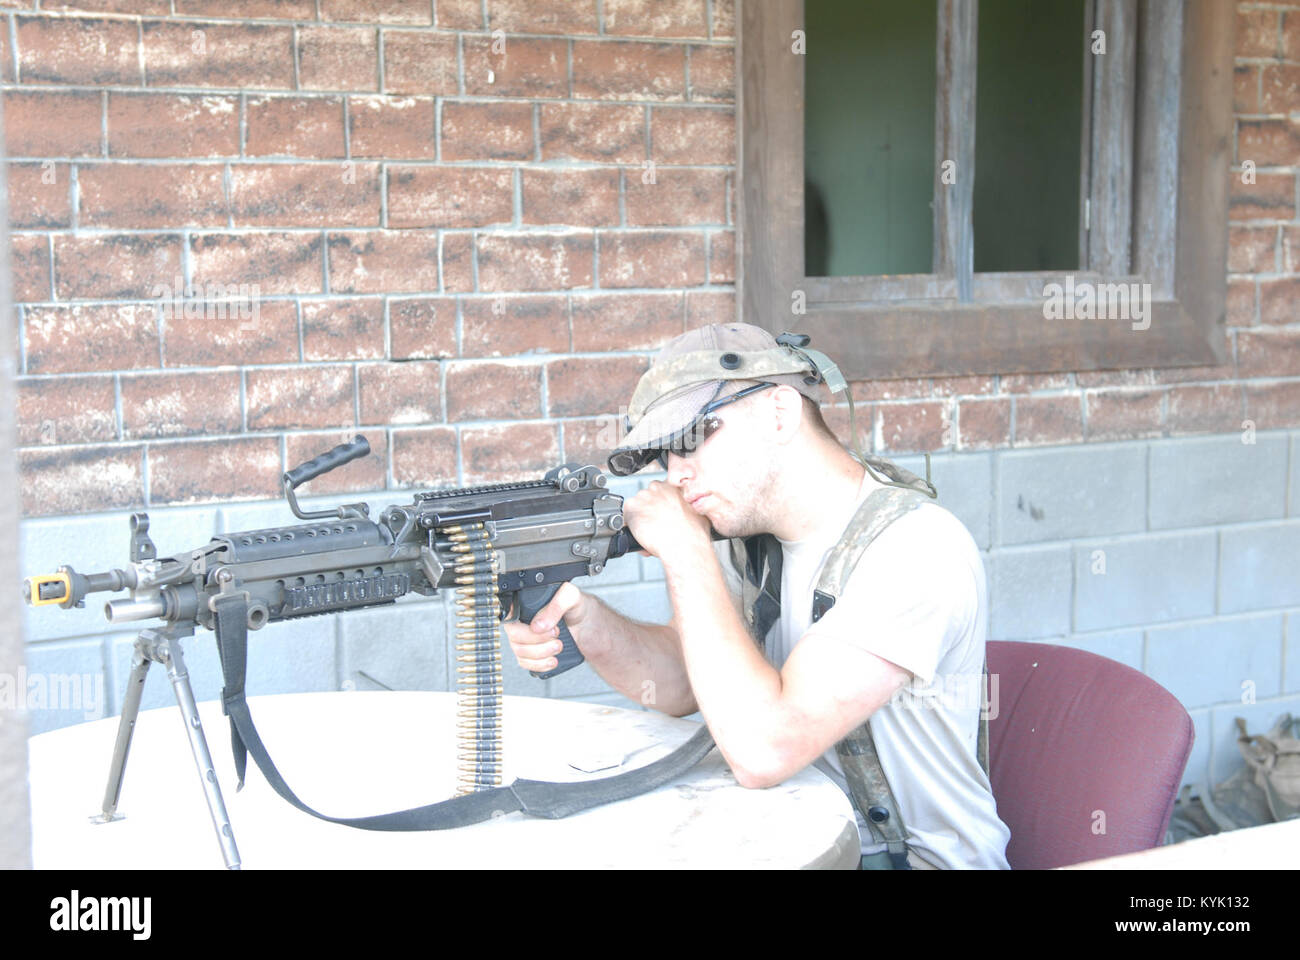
left=23, top=435, right=717, bottom=869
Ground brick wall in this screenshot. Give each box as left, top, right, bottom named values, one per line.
left=6, top=2, right=1299, bottom=802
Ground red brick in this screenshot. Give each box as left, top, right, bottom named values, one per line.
left=998, top=372, right=1072, bottom=393
left=25, top=304, right=159, bottom=375
left=1013, top=395, right=1084, bottom=446
left=709, top=230, right=734, bottom=282
left=387, top=166, right=514, bottom=227
left=562, top=417, right=624, bottom=470
left=686, top=290, right=734, bottom=326
left=604, top=0, right=709, bottom=38
left=1167, top=384, right=1245, bottom=436
left=712, top=0, right=734, bottom=39
left=464, top=36, right=568, bottom=99
left=437, top=0, right=483, bottom=29
left=1280, top=227, right=1300, bottom=273
left=1238, top=328, right=1300, bottom=377
left=688, top=44, right=734, bottom=102
left=16, top=14, right=140, bottom=85
left=53, top=233, right=183, bottom=300
left=246, top=95, right=346, bottom=158
left=246, top=366, right=355, bottom=430
left=441, top=233, right=475, bottom=292
left=285, top=429, right=388, bottom=495
left=9, top=234, right=51, bottom=303
left=461, top=296, right=569, bottom=356
left=78, top=163, right=228, bottom=229
left=3, top=91, right=101, bottom=157
left=521, top=168, right=620, bottom=226
left=546, top=356, right=648, bottom=417
left=44, top=1, right=169, bottom=13
left=1240, top=7, right=1281, bottom=59
left=571, top=293, right=683, bottom=351
left=176, top=0, right=315, bottom=17
left=108, top=93, right=240, bottom=158
left=847, top=378, right=929, bottom=402
left=441, top=101, right=535, bottom=161
left=572, top=40, right=686, bottom=101
left=391, top=426, right=458, bottom=487
left=142, top=21, right=294, bottom=88
left=162, top=301, right=299, bottom=366
left=1235, top=65, right=1258, bottom=115
left=327, top=232, right=441, bottom=293
left=1244, top=381, right=1300, bottom=430
left=20, top=444, right=144, bottom=517
left=358, top=361, right=441, bottom=424
left=461, top=421, right=562, bottom=484
left=1229, top=170, right=1294, bottom=220
left=1074, top=369, right=1155, bottom=388
left=321, top=0, right=431, bottom=23
left=1260, top=276, right=1300, bottom=324
left=477, top=233, right=595, bottom=291
left=1084, top=388, right=1164, bottom=441
left=382, top=30, right=458, bottom=95
left=539, top=103, right=646, bottom=162
left=148, top=437, right=282, bottom=506
left=1282, top=9, right=1300, bottom=60
left=119, top=370, right=241, bottom=438
left=1228, top=226, right=1277, bottom=273
left=1227, top=278, right=1256, bottom=326
left=390, top=297, right=457, bottom=359
left=878, top=400, right=947, bottom=453
left=624, top=167, right=727, bottom=225
left=15, top=376, right=116, bottom=445
left=651, top=107, right=734, bottom=164
left=956, top=397, right=1010, bottom=449
left=446, top=360, right=542, bottom=421
left=190, top=232, right=324, bottom=295
left=301, top=298, right=385, bottom=360
left=349, top=96, right=436, bottom=159
left=598, top=231, right=706, bottom=287
left=230, top=163, right=382, bottom=227
left=298, top=25, right=379, bottom=92
left=1260, top=64, right=1300, bottom=114
left=486, top=0, right=598, bottom=35
left=0, top=19, right=10, bottom=83
left=1238, top=119, right=1300, bottom=167
left=821, top=404, right=873, bottom=454
left=932, top=375, right=995, bottom=397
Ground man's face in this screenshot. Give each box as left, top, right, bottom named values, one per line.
left=661, top=391, right=780, bottom=539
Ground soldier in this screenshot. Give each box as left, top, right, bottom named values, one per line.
left=505, top=323, right=1011, bottom=869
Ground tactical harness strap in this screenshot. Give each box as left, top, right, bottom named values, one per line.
left=729, top=455, right=991, bottom=871
left=211, top=592, right=717, bottom=831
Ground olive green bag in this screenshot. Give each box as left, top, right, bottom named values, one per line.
left=1165, top=713, right=1300, bottom=844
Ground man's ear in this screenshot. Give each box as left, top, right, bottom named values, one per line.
left=770, top=385, right=805, bottom=444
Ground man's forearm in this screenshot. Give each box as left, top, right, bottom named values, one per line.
left=570, top=594, right=698, bottom=716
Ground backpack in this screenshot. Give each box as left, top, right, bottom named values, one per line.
left=728, top=453, right=991, bottom=870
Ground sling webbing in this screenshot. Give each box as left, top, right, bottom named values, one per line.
left=211, top=592, right=715, bottom=831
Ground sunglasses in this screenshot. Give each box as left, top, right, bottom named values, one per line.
left=610, top=382, right=777, bottom=475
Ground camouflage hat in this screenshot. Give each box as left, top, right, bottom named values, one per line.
left=606, top=323, right=829, bottom=476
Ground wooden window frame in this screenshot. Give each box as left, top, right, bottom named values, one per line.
left=736, top=0, right=1234, bottom=380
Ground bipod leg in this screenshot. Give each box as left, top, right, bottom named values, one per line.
left=93, top=631, right=153, bottom=824
left=159, top=631, right=242, bottom=870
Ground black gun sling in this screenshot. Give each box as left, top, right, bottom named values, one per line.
left=211, top=593, right=716, bottom=830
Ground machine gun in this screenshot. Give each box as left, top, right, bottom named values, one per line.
left=21, top=435, right=717, bottom=868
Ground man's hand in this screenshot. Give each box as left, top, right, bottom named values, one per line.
left=623, top=480, right=713, bottom=560
left=503, top=582, right=589, bottom=674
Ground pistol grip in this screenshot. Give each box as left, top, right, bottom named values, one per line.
left=517, top=583, right=584, bottom=680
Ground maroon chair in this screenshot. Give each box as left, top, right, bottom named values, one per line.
left=985, top=641, right=1194, bottom=869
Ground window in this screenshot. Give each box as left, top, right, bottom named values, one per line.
left=737, top=0, right=1234, bottom=380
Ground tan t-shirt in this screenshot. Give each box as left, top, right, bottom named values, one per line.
left=713, top=471, right=1011, bottom=869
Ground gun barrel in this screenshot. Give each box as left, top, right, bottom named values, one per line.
left=105, top=597, right=166, bottom=623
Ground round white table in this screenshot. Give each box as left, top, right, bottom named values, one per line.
left=28, top=691, right=860, bottom=869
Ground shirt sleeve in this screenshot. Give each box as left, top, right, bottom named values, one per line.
left=801, top=507, right=980, bottom=687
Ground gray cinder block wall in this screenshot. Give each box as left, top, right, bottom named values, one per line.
left=18, top=429, right=1300, bottom=798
